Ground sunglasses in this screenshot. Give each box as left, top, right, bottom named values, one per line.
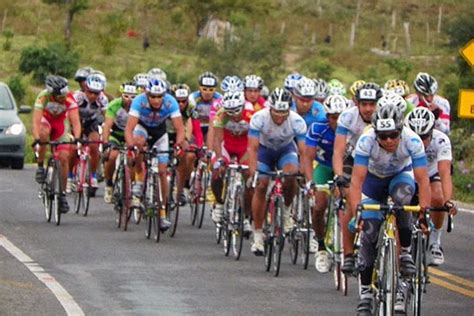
left=87, top=90, right=100, bottom=96
left=226, top=108, right=242, bottom=116
left=296, top=96, right=314, bottom=103
left=419, top=132, right=432, bottom=140
left=123, top=94, right=136, bottom=99
left=271, top=109, right=290, bottom=117
left=177, top=99, right=188, bottom=104
left=377, top=131, right=401, bottom=140
left=200, top=87, right=216, bottom=92
left=149, top=94, right=164, bottom=99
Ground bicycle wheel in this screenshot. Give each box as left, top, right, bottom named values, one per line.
left=375, top=238, right=397, bottom=316
left=152, top=173, right=161, bottom=243
left=113, top=165, right=123, bottom=228
left=51, top=161, right=62, bottom=226
left=223, top=214, right=231, bottom=256
left=167, top=170, right=180, bottom=237
left=121, top=165, right=132, bottom=231
left=197, top=169, right=209, bottom=229
left=411, top=231, right=424, bottom=316
left=272, top=197, right=285, bottom=277
left=73, top=161, right=83, bottom=214
left=264, top=203, right=273, bottom=272
left=301, top=195, right=311, bottom=270
left=42, top=162, right=53, bottom=222
left=189, top=171, right=198, bottom=226
left=144, top=176, right=152, bottom=239
left=231, top=187, right=244, bottom=260
left=289, top=229, right=299, bottom=265
left=82, top=156, right=92, bottom=216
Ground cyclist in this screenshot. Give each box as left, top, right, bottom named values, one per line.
left=260, top=85, right=270, bottom=100
left=169, top=83, right=203, bottom=206
left=348, top=79, right=365, bottom=107
left=384, top=79, right=415, bottom=115
left=243, top=75, right=266, bottom=112
left=133, top=73, right=150, bottom=93
left=406, top=107, right=456, bottom=266
left=248, top=88, right=307, bottom=255
left=148, top=68, right=167, bottom=81
left=209, top=75, right=246, bottom=127
left=33, top=75, right=82, bottom=213
left=74, top=66, right=94, bottom=92
left=72, top=73, right=109, bottom=192
left=102, top=82, right=137, bottom=203
left=406, top=72, right=451, bottom=134
left=291, top=76, right=327, bottom=126
left=125, top=78, right=185, bottom=230
left=332, top=82, right=382, bottom=274
left=303, top=95, right=349, bottom=273
left=210, top=91, right=254, bottom=235
left=284, top=72, right=303, bottom=93
left=377, top=90, right=412, bottom=117
left=313, top=78, right=329, bottom=105
left=328, top=78, right=347, bottom=96
left=351, top=104, right=431, bottom=316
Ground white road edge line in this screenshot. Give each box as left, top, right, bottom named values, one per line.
left=459, top=207, right=474, bottom=214
left=0, top=234, right=84, bottom=316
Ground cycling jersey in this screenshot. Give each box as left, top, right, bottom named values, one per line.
left=249, top=108, right=307, bottom=150
left=425, top=129, right=452, bottom=177
left=305, top=121, right=335, bottom=168
left=74, top=90, right=108, bottom=122
left=250, top=96, right=266, bottom=112
left=210, top=97, right=254, bottom=122
left=354, top=127, right=427, bottom=178
left=166, top=103, right=203, bottom=147
left=406, top=94, right=451, bottom=134
left=214, top=108, right=254, bottom=157
left=290, top=100, right=327, bottom=127
left=188, top=90, right=222, bottom=126
left=336, top=106, right=370, bottom=156
left=105, top=97, right=128, bottom=143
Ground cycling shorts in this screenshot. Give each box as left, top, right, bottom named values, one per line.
left=313, top=163, right=333, bottom=185
left=133, top=125, right=169, bottom=164
left=41, top=117, right=72, bottom=151
left=212, top=143, right=249, bottom=167
left=257, top=142, right=299, bottom=174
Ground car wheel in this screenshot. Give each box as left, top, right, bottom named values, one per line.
left=11, top=158, right=24, bottom=170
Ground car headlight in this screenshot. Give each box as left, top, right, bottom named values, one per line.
left=5, top=123, right=24, bottom=136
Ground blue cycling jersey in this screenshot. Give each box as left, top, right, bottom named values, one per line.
left=290, top=100, right=327, bottom=127
left=129, top=93, right=181, bottom=128
left=305, top=121, right=335, bottom=168
left=189, top=90, right=222, bottom=125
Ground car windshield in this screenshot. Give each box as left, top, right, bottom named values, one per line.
left=0, top=86, right=14, bottom=110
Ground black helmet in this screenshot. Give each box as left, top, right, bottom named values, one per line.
left=74, top=67, right=94, bottom=82
left=268, top=88, right=292, bottom=111
left=372, top=104, right=404, bottom=132
left=355, top=82, right=383, bottom=102
left=414, top=72, right=438, bottom=96
left=198, top=71, right=218, bottom=87
left=45, top=75, right=69, bottom=96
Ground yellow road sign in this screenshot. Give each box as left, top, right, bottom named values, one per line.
left=460, top=39, right=474, bottom=68
left=458, top=89, right=474, bottom=119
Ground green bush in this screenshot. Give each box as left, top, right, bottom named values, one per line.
left=18, top=43, right=80, bottom=83
left=2, top=29, right=14, bottom=51
left=7, top=75, right=26, bottom=103
left=384, top=58, right=412, bottom=81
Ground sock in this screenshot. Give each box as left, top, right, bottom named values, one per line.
left=106, top=179, right=113, bottom=186
left=92, top=172, right=97, bottom=178
left=430, top=228, right=441, bottom=246
left=401, top=246, right=411, bottom=255
left=318, top=239, right=326, bottom=251
left=360, top=285, right=372, bottom=299
left=68, top=171, right=74, bottom=178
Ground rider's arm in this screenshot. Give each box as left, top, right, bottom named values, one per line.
left=414, top=166, right=431, bottom=210
left=247, top=136, right=259, bottom=176
left=191, top=118, right=204, bottom=147
left=333, top=133, right=347, bottom=177
left=102, top=116, right=114, bottom=143
left=207, top=122, right=214, bottom=152
left=32, top=109, right=43, bottom=140
left=303, top=145, right=317, bottom=182
left=438, top=160, right=453, bottom=202
left=213, top=126, right=224, bottom=160
left=349, top=164, right=367, bottom=215
left=125, top=116, right=138, bottom=147
left=68, top=108, right=82, bottom=140
left=171, top=116, right=185, bottom=147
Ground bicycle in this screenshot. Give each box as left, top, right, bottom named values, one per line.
left=254, top=170, right=300, bottom=277
left=324, top=181, right=348, bottom=295
left=111, top=146, right=134, bottom=231
left=166, top=147, right=181, bottom=237
left=72, top=139, right=102, bottom=216
left=221, top=160, right=249, bottom=260
left=188, top=146, right=212, bottom=229
left=35, top=140, right=74, bottom=226
left=356, top=203, right=420, bottom=316
left=409, top=205, right=454, bottom=316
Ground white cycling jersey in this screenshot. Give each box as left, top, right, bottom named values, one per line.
left=354, top=127, right=426, bottom=178
left=425, top=129, right=452, bottom=177
left=74, top=90, right=108, bottom=122
left=406, top=94, right=451, bottom=134
left=336, top=106, right=370, bottom=156
left=249, top=108, right=307, bottom=150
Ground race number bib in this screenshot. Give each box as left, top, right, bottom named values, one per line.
left=376, top=119, right=395, bottom=131
left=359, top=88, right=376, bottom=100
left=202, top=77, right=216, bottom=86
left=175, top=89, right=188, bottom=98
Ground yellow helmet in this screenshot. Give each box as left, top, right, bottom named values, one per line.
left=384, top=79, right=410, bottom=97
left=349, top=80, right=366, bottom=97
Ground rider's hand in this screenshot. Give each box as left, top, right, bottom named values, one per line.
left=305, top=180, right=315, bottom=192
left=444, top=200, right=458, bottom=216
left=334, top=174, right=349, bottom=189
left=74, top=138, right=82, bottom=151
left=32, top=139, right=40, bottom=147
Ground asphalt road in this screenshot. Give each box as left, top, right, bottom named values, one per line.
left=0, top=166, right=473, bottom=315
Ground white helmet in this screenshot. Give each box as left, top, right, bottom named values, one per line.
left=406, top=107, right=436, bottom=136
left=377, top=91, right=407, bottom=113
left=414, top=72, right=438, bottom=96
left=313, top=78, right=329, bottom=99
left=222, top=91, right=245, bottom=115
left=284, top=73, right=302, bottom=92
left=134, top=73, right=150, bottom=88
left=148, top=68, right=167, bottom=81
left=293, top=77, right=316, bottom=98
left=268, top=88, right=292, bottom=111
left=323, top=95, right=349, bottom=114
left=86, top=74, right=106, bottom=93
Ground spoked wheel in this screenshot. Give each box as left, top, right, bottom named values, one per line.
left=167, top=172, right=180, bottom=237
left=82, top=157, right=92, bottom=216
left=121, top=167, right=132, bottom=231
left=152, top=174, right=161, bottom=243
left=153, top=210, right=161, bottom=243
left=43, top=187, right=52, bottom=223
left=73, top=162, right=83, bottom=214
left=51, top=163, right=61, bottom=226
left=375, top=239, right=397, bottom=316
left=189, top=172, right=198, bottom=226
left=301, top=196, right=311, bottom=270
left=264, top=236, right=273, bottom=272
left=145, top=208, right=152, bottom=239
left=113, top=172, right=123, bottom=228
left=197, top=170, right=209, bottom=229
left=272, top=199, right=285, bottom=277
left=289, top=229, right=299, bottom=265
left=334, top=260, right=348, bottom=296
left=223, top=217, right=231, bottom=256
left=231, top=196, right=244, bottom=260
left=411, top=232, right=424, bottom=316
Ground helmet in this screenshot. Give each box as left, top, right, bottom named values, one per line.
left=148, top=68, right=167, bottom=81
left=372, top=104, right=404, bottom=132
left=198, top=71, right=218, bottom=87
left=284, top=73, right=303, bottom=92
left=377, top=91, right=407, bottom=113
left=45, top=75, right=69, bottom=96
left=349, top=80, right=366, bottom=96
left=406, top=107, right=436, bottom=136
left=414, top=72, right=438, bottom=96
left=244, top=75, right=264, bottom=90
left=172, top=83, right=191, bottom=100
left=220, top=75, right=243, bottom=92
left=355, top=82, right=383, bottom=102
left=323, top=95, right=349, bottom=114
left=261, top=85, right=270, bottom=99
left=74, top=67, right=94, bottom=82
left=268, top=88, right=292, bottom=111
left=222, top=91, right=245, bottom=115
left=313, top=78, right=329, bottom=99
left=119, top=81, right=137, bottom=95
left=86, top=74, right=106, bottom=93
left=328, top=79, right=346, bottom=96
left=384, top=79, right=410, bottom=97
left=146, top=78, right=167, bottom=96
left=293, top=77, right=316, bottom=98
left=133, top=73, right=149, bottom=88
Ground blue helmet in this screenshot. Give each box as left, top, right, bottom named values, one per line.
left=284, top=73, right=303, bottom=92
left=220, top=75, right=243, bottom=93
left=146, top=78, right=167, bottom=96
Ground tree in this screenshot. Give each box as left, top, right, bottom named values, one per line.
left=42, top=0, right=89, bottom=48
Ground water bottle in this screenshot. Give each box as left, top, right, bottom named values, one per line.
left=151, top=157, right=159, bottom=173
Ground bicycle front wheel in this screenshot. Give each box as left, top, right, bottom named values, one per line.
left=231, top=187, right=244, bottom=260
left=167, top=170, right=180, bottom=237
left=121, top=165, right=132, bottom=231
left=301, top=195, right=311, bottom=270
left=51, top=161, right=62, bottom=226
left=272, top=197, right=285, bottom=277
left=376, top=238, right=397, bottom=316
left=411, top=231, right=424, bottom=316
left=197, top=169, right=209, bottom=229
left=82, top=156, right=92, bottom=216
